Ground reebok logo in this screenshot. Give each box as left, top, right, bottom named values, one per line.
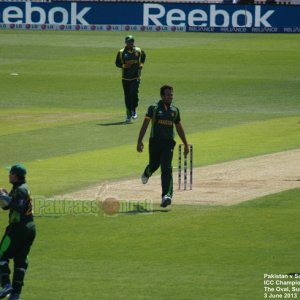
left=143, top=4, right=275, bottom=27
left=1, top=2, right=91, bottom=25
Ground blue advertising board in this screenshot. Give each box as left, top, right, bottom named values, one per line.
left=0, top=2, right=299, bottom=33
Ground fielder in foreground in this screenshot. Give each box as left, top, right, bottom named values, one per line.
left=137, top=85, right=189, bottom=207
left=0, top=164, right=36, bottom=300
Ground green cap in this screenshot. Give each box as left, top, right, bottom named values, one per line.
left=9, top=164, right=27, bottom=177
left=125, top=35, right=134, bottom=43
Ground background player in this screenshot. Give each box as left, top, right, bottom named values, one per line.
left=115, top=35, right=146, bottom=123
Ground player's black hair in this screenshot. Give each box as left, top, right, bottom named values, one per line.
left=160, top=85, right=173, bottom=97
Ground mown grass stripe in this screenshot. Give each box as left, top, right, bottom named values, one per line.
left=0, top=115, right=297, bottom=196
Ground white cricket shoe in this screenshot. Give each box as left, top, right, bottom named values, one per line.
left=161, top=195, right=172, bottom=208
left=132, top=111, right=138, bottom=120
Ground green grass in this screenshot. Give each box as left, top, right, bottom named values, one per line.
left=0, top=31, right=299, bottom=195
left=0, top=30, right=299, bottom=299
left=0, top=188, right=297, bottom=300
left=1, top=114, right=296, bottom=196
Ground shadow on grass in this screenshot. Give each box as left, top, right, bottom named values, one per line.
left=119, top=203, right=171, bottom=215
left=97, top=121, right=131, bottom=126
left=119, top=209, right=170, bottom=215
left=34, top=209, right=170, bottom=218
left=34, top=215, right=62, bottom=219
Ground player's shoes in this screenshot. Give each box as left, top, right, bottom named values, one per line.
left=0, top=284, right=13, bottom=299
left=125, top=116, right=132, bottom=124
left=132, top=111, right=138, bottom=120
left=160, top=195, right=172, bottom=208
left=141, top=173, right=149, bottom=184
left=7, top=294, right=20, bottom=300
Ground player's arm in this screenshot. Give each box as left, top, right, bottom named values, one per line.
left=139, top=50, right=146, bottom=69
left=137, top=117, right=151, bottom=152
left=115, top=51, right=123, bottom=68
left=175, top=123, right=189, bottom=157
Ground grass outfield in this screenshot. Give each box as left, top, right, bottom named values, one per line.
left=0, top=188, right=298, bottom=299
left=0, top=31, right=300, bottom=299
left=0, top=31, right=300, bottom=195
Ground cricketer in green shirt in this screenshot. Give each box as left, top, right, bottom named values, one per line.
left=115, top=35, right=146, bottom=123
left=146, top=100, right=181, bottom=140
left=137, top=85, right=189, bottom=208
left=7, top=184, right=33, bottom=225
left=0, top=164, right=36, bottom=299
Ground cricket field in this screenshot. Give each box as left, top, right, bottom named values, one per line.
left=0, top=30, right=299, bottom=299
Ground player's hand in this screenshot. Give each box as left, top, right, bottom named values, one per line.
left=184, top=145, right=189, bottom=157
left=0, top=188, right=8, bottom=196
left=137, top=141, right=144, bottom=153
left=0, top=189, right=10, bottom=209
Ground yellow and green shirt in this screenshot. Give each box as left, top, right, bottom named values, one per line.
left=115, top=46, right=146, bottom=80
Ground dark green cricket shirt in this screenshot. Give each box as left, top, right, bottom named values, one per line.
left=8, top=183, right=34, bottom=224
left=146, top=100, right=181, bottom=140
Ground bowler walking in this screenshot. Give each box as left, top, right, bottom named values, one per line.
left=137, top=85, right=189, bottom=207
